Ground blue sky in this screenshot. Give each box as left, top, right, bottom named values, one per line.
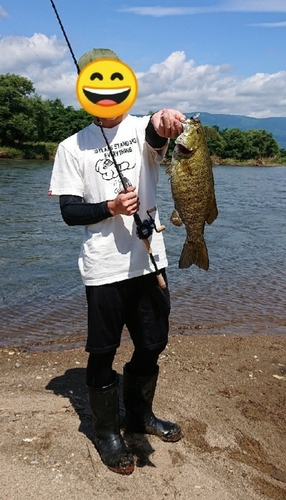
left=0, top=0, right=286, bottom=118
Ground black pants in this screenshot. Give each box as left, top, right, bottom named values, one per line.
left=85, top=270, right=170, bottom=387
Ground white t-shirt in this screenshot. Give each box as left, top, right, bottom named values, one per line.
left=49, top=115, right=168, bottom=285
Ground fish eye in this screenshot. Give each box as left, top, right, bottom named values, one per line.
left=111, top=72, right=124, bottom=81
left=196, top=129, right=201, bottom=134
left=90, top=72, right=103, bottom=81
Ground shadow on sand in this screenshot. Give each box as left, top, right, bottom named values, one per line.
left=46, top=367, right=156, bottom=468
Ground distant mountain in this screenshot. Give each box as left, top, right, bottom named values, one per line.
left=186, top=112, right=286, bottom=149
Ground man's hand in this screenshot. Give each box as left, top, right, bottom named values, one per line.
left=107, top=186, right=139, bottom=216
left=151, top=109, right=186, bottom=138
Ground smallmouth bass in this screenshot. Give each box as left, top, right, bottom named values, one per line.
left=166, top=116, right=218, bottom=270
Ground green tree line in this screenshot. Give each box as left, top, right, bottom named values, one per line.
left=1, top=74, right=286, bottom=162
left=204, top=125, right=285, bottom=162
left=167, top=125, right=286, bottom=163
left=0, top=74, right=91, bottom=146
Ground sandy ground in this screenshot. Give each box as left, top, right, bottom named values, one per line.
left=0, top=333, right=286, bottom=500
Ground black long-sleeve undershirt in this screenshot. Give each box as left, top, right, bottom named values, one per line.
left=145, top=117, right=168, bottom=149
left=60, top=195, right=112, bottom=226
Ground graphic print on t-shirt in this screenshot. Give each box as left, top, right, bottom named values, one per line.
left=94, top=136, right=137, bottom=194
left=95, top=158, right=134, bottom=194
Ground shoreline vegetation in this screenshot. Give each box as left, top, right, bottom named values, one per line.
left=1, top=75, right=286, bottom=167
left=0, top=144, right=285, bottom=166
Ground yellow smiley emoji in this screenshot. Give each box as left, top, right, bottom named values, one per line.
left=76, top=58, right=138, bottom=118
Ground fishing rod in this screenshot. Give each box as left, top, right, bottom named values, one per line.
left=50, top=0, right=80, bottom=74
left=49, top=0, right=166, bottom=288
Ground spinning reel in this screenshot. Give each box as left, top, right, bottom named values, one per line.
left=134, top=207, right=165, bottom=240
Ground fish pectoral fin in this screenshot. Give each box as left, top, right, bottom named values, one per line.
left=170, top=209, right=183, bottom=227
left=206, top=199, right=218, bottom=225
left=179, top=239, right=209, bottom=270
left=165, top=165, right=172, bottom=175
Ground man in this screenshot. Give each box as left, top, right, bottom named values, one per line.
left=49, top=48, right=186, bottom=475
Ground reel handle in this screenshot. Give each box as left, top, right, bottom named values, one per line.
left=155, top=224, right=166, bottom=233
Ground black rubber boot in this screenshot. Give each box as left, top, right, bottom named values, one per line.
left=123, top=364, right=182, bottom=442
left=87, top=372, right=134, bottom=474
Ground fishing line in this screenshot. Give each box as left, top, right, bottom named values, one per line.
left=49, top=0, right=166, bottom=288
left=49, top=0, right=126, bottom=183
left=0, top=3, right=75, bottom=91
left=49, top=0, right=129, bottom=190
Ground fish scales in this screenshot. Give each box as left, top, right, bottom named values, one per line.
left=167, top=117, right=218, bottom=270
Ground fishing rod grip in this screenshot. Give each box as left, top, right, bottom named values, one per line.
left=156, top=224, right=166, bottom=233
left=142, top=240, right=167, bottom=289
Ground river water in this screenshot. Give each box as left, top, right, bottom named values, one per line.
left=0, top=160, right=285, bottom=351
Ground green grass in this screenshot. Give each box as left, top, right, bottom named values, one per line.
left=0, top=142, right=58, bottom=160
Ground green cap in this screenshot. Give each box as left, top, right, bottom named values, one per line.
left=77, top=48, right=120, bottom=71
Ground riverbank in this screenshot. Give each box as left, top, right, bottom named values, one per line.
left=1, top=333, right=285, bottom=500
left=1, top=145, right=286, bottom=166
left=0, top=143, right=57, bottom=160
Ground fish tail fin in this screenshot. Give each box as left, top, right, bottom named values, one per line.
left=179, top=240, right=209, bottom=270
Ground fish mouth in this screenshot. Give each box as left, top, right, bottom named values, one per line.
left=177, top=144, right=192, bottom=154
left=83, top=87, right=131, bottom=106
left=176, top=143, right=195, bottom=157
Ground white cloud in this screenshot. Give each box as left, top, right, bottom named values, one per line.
left=132, top=51, right=286, bottom=118
left=0, top=33, right=67, bottom=71
left=0, top=35, right=285, bottom=118
left=248, top=21, right=286, bottom=27
left=0, top=33, right=77, bottom=104
left=222, top=0, right=286, bottom=12
left=119, top=7, right=206, bottom=17
left=119, top=1, right=286, bottom=17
